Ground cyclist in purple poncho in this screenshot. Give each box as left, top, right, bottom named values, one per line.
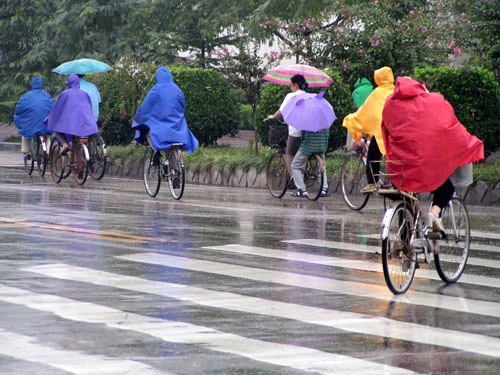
left=45, top=74, right=98, bottom=154
left=132, top=66, right=199, bottom=154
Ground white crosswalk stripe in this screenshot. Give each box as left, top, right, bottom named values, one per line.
left=0, top=283, right=412, bottom=375
left=0, top=327, right=163, bottom=375
left=204, top=243, right=500, bottom=288
left=23, top=262, right=500, bottom=358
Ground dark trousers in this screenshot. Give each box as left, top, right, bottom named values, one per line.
left=432, top=178, right=455, bottom=212
left=366, top=137, right=382, bottom=184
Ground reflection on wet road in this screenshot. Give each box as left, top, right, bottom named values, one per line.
left=1, top=167, right=500, bottom=374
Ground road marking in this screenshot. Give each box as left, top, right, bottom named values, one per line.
left=353, top=235, right=500, bottom=252
left=0, top=217, right=170, bottom=243
left=205, top=243, right=500, bottom=287
left=0, top=283, right=411, bottom=375
left=0, top=327, right=162, bottom=375
left=23, top=262, right=500, bottom=358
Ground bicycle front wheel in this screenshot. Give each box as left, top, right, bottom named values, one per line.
left=304, top=156, right=323, bottom=201
left=143, top=148, right=161, bottom=197
left=341, top=153, right=369, bottom=211
left=266, top=151, right=289, bottom=198
left=88, top=134, right=107, bottom=180
left=72, top=142, right=88, bottom=185
left=167, top=148, right=185, bottom=200
left=49, top=142, right=64, bottom=184
left=434, top=197, right=470, bottom=283
left=382, top=202, right=416, bottom=294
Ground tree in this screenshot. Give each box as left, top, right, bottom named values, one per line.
left=0, top=0, right=57, bottom=101
left=452, top=0, right=500, bottom=80
left=216, top=41, right=283, bottom=151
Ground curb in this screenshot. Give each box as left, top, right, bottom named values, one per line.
left=105, top=157, right=500, bottom=206
left=0, top=142, right=21, bottom=152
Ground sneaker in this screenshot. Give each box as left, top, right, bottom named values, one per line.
left=24, top=153, right=31, bottom=161
left=60, top=145, right=70, bottom=156
left=320, top=189, right=329, bottom=197
left=291, top=189, right=309, bottom=198
left=425, top=211, right=447, bottom=239
left=360, top=184, right=377, bottom=194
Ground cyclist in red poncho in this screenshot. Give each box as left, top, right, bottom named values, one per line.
left=381, top=77, right=484, bottom=234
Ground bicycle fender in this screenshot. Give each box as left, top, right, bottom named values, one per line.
left=381, top=205, right=399, bottom=240
left=82, top=144, right=90, bottom=161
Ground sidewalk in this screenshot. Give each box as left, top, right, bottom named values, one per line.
left=0, top=150, right=23, bottom=168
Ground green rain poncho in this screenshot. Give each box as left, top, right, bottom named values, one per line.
left=352, top=78, right=374, bottom=109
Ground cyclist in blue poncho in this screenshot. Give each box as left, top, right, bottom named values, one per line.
left=132, top=66, right=199, bottom=154
left=14, top=76, right=54, bottom=157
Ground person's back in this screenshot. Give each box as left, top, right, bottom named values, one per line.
left=78, top=75, right=101, bottom=120
left=132, top=66, right=198, bottom=154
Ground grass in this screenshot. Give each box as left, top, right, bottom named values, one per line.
left=3, top=135, right=21, bottom=143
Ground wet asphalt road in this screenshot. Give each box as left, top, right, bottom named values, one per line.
left=1, top=166, right=500, bottom=374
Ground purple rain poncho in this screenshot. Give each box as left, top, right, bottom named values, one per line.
left=14, top=76, right=54, bottom=138
left=45, top=74, right=98, bottom=137
left=132, top=66, right=199, bottom=153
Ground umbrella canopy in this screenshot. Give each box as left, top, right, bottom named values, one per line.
left=281, top=91, right=336, bottom=132
left=52, top=58, right=113, bottom=75
left=263, top=64, right=333, bottom=87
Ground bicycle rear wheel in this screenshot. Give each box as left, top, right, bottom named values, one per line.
left=167, top=148, right=185, bottom=200
left=143, top=148, right=161, bottom=197
left=49, top=142, right=64, bottom=184
left=434, top=197, right=470, bottom=283
left=24, top=141, right=35, bottom=175
left=88, top=134, right=107, bottom=180
left=72, top=142, right=88, bottom=185
left=266, top=151, right=289, bottom=198
left=341, top=153, right=369, bottom=210
left=304, top=156, right=323, bottom=201
left=34, top=136, right=47, bottom=176
left=382, top=202, right=416, bottom=294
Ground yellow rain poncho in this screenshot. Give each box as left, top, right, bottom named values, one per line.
left=342, top=67, right=394, bottom=155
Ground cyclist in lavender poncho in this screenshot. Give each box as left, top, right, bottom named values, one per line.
left=45, top=74, right=98, bottom=154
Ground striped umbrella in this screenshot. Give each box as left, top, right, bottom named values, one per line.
left=263, top=64, right=333, bottom=87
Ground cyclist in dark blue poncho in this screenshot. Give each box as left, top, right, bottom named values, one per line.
left=132, top=66, right=199, bottom=154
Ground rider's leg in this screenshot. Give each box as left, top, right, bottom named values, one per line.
left=286, top=135, right=301, bottom=176
left=365, top=136, right=381, bottom=184
left=320, top=153, right=328, bottom=192
left=21, top=137, right=30, bottom=153
left=54, top=132, right=70, bottom=153
left=291, top=151, right=308, bottom=195
left=426, top=178, right=455, bottom=234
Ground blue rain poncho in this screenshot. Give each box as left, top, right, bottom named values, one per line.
left=14, top=76, right=54, bottom=138
left=45, top=74, right=98, bottom=137
left=132, top=67, right=199, bottom=153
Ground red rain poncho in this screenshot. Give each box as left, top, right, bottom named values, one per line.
left=381, top=77, right=484, bottom=193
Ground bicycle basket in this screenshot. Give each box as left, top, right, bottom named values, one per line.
left=268, top=123, right=288, bottom=148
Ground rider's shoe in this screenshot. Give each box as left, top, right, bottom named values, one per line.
left=60, top=144, right=70, bottom=156
left=361, top=184, right=377, bottom=194
left=425, top=211, right=447, bottom=239
left=320, top=188, right=329, bottom=197
left=291, top=189, right=309, bottom=198
left=24, top=152, right=31, bottom=161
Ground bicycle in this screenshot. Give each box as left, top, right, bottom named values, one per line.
left=377, top=161, right=470, bottom=294
left=24, top=133, right=50, bottom=177
left=49, top=136, right=90, bottom=185
left=87, top=133, right=107, bottom=180
left=340, top=138, right=370, bottom=211
left=265, top=119, right=324, bottom=201
left=143, top=144, right=185, bottom=200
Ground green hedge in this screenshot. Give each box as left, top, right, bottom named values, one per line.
left=255, top=70, right=356, bottom=152
left=414, top=66, right=500, bottom=155
left=91, top=59, right=239, bottom=146
left=0, top=101, right=15, bottom=124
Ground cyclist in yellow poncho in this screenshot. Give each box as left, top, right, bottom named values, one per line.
left=342, top=66, right=394, bottom=193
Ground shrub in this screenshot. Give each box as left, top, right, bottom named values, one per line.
left=89, top=57, right=157, bottom=146
left=255, top=70, right=356, bottom=152
left=239, top=104, right=254, bottom=130
left=0, top=101, right=15, bottom=124
left=414, top=66, right=500, bottom=155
